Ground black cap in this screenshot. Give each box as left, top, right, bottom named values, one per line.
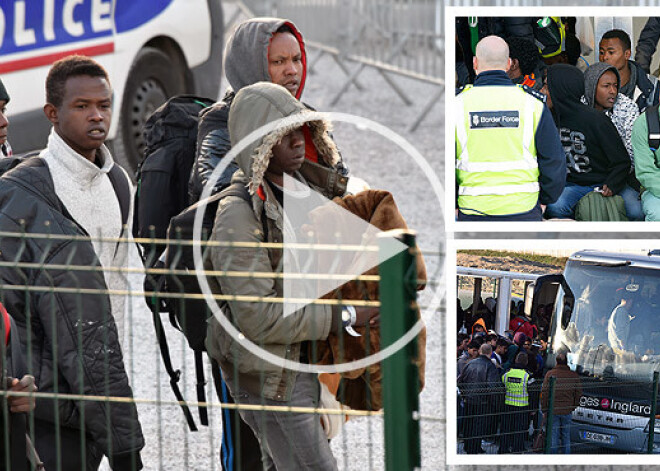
left=0, top=78, right=9, bottom=103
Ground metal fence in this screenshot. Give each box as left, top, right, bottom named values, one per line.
left=457, top=374, right=660, bottom=455
left=0, top=228, right=436, bottom=470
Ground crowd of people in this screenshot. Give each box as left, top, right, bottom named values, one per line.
left=0, top=15, right=394, bottom=471
left=456, top=299, right=582, bottom=454
left=456, top=16, right=660, bottom=222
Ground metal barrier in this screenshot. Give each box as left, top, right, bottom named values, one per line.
left=0, top=228, right=434, bottom=470
left=457, top=373, right=660, bottom=455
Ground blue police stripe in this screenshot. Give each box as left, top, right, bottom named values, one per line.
left=114, top=0, right=173, bottom=33
left=0, top=0, right=173, bottom=56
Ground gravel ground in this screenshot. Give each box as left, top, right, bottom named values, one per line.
left=106, top=4, right=446, bottom=470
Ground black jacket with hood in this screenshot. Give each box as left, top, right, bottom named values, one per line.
left=188, top=18, right=347, bottom=204
left=547, top=64, right=630, bottom=194
left=0, top=159, right=143, bottom=467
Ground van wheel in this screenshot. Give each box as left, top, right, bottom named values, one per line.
left=113, top=47, right=184, bottom=176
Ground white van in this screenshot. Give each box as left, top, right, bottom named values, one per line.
left=0, top=0, right=223, bottom=173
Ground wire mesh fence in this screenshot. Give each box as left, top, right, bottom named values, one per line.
left=456, top=374, right=660, bottom=455
left=0, top=226, right=438, bottom=470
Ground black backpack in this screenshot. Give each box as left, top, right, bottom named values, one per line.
left=645, top=103, right=660, bottom=168
left=133, top=95, right=215, bottom=263
left=145, top=182, right=265, bottom=432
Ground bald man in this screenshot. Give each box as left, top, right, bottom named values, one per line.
left=455, top=36, right=565, bottom=221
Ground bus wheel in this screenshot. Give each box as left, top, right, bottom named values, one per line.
left=113, top=47, right=184, bottom=177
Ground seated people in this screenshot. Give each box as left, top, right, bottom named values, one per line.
left=583, top=62, right=639, bottom=163
left=506, top=36, right=544, bottom=90
left=581, top=62, right=644, bottom=221
left=599, top=29, right=660, bottom=113
left=541, top=64, right=642, bottom=220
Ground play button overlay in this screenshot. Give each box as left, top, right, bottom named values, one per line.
left=192, top=111, right=443, bottom=374
left=280, top=173, right=408, bottom=318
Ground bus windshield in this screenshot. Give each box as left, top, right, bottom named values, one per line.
left=551, top=260, right=660, bottom=382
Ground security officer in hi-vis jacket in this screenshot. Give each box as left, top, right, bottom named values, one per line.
left=455, top=35, right=565, bottom=221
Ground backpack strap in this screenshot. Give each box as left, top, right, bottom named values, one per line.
left=646, top=104, right=660, bottom=153
left=107, top=164, right=131, bottom=257
left=149, top=280, right=200, bottom=431
left=108, top=164, right=130, bottom=228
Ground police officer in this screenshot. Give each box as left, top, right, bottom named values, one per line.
left=455, top=35, right=565, bottom=221
left=499, top=351, right=532, bottom=453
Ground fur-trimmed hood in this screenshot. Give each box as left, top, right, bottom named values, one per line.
left=228, top=82, right=339, bottom=194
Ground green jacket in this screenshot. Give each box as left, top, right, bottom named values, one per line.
left=632, top=110, right=660, bottom=197
left=205, top=82, right=345, bottom=401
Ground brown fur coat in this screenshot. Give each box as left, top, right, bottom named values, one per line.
left=309, top=190, right=427, bottom=411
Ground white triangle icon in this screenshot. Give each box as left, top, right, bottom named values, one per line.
left=281, top=173, right=408, bottom=318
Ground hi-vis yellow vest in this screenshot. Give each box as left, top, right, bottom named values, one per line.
left=456, top=85, right=545, bottom=216
left=503, top=367, right=530, bottom=407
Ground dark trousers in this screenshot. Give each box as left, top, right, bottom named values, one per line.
left=33, top=418, right=103, bottom=471
left=458, top=203, right=542, bottom=221
left=211, top=360, right=263, bottom=471
left=499, top=405, right=529, bottom=453
left=462, top=401, right=488, bottom=453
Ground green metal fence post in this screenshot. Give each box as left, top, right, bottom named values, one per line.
left=379, top=230, right=420, bottom=471
left=648, top=371, right=659, bottom=454
left=544, top=376, right=555, bottom=454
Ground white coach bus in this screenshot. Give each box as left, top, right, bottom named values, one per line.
left=0, top=0, right=223, bottom=173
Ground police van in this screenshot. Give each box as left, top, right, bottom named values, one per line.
left=0, top=0, right=223, bottom=173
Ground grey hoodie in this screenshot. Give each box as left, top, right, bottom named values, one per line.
left=583, top=62, right=640, bottom=162
left=224, top=17, right=307, bottom=99
left=584, top=61, right=619, bottom=109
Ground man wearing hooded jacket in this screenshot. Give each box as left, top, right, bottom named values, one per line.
left=205, top=82, right=378, bottom=470
left=189, top=17, right=348, bottom=203
left=455, top=35, right=565, bottom=221
left=542, top=64, right=642, bottom=220
left=188, top=18, right=350, bottom=470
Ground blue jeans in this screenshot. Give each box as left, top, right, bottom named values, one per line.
left=550, top=413, right=572, bottom=454
left=545, top=183, right=643, bottom=220
left=226, top=372, right=337, bottom=470
left=642, top=190, right=660, bottom=221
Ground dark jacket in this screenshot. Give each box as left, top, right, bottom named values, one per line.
left=631, top=60, right=660, bottom=113
left=547, top=64, right=631, bottom=194
left=466, top=71, right=565, bottom=206
left=541, top=364, right=582, bottom=415
left=188, top=18, right=348, bottom=204
left=205, top=82, right=344, bottom=401
left=0, top=159, right=143, bottom=467
left=456, top=17, right=536, bottom=83
left=458, top=355, right=503, bottom=407
left=635, top=18, right=660, bottom=75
